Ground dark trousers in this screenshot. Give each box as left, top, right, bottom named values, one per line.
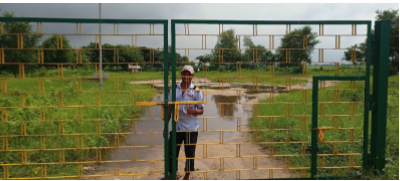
left=168, top=131, right=198, bottom=173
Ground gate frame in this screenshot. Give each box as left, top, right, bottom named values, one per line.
left=0, top=17, right=170, bottom=180
left=0, top=17, right=390, bottom=180
left=170, top=20, right=376, bottom=180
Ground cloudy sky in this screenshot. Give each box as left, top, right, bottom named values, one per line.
left=0, top=3, right=398, bottom=63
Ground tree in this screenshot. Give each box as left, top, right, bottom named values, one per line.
left=212, top=29, right=242, bottom=62
left=276, top=26, right=319, bottom=67
left=196, top=30, right=279, bottom=71
left=342, top=44, right=365, bottom=65
left=242, top=36, right=274, bottom=69
left=81, top=43, right=144, bottom=72
left=41, top=35, right=74, bottom=64
left=0, top=11, right=42, bottom=77
left=376, top=9, right=399, bottom=74
left=118, top=45, right=144, bottom=71
left=210, top=29, right=242, bottom=71
left=343, top=9, right=398, bottom=73
left=196, top=54, right=214, bottom=64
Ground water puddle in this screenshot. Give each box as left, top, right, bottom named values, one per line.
left=100, top=85, right=286, bottom=169
left=303, top=82, right=312, bottom=87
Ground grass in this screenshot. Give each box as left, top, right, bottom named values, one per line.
left=249, top=74, right=399, bottom=180
left=382, top=75, right=399, bottom=180
left=249, top=81, right=365, bottom=177
left=0, top=69, right=157, bottom=179
left=0, top=65, right=396, bottom=179
left=199, top=65, right=366, bottom=86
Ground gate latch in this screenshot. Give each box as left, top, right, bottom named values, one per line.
left=312, top=127, right=335, bottom=143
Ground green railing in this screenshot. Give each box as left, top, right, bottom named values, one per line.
left=169, top=19, right=389, bottom=180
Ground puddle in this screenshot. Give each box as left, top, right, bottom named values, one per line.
left=155, top=84, right=286, bottom=94
left=100, top=85, right=285, bottom=169
left=303, top=82, right=312, bottom=87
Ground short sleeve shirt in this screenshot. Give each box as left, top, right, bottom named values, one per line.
left=168, top=83, right=204, bottom=131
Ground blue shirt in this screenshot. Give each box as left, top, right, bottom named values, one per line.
left=168, top=83, right=204, bottom=131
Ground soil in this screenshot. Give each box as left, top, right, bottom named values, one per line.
left=83, top=130, right=297, bottom=180
left=80, top=77, right=338, bottom=180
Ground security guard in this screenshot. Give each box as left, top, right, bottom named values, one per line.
left=163, top=65, right=204, bottom=180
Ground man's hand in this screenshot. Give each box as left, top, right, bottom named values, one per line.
left=187, top=106, right=194, bottom=116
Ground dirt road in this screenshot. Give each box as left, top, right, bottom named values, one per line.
left=85, top=130, right=296, bottom=180
left=82, top=77, right=337, bottom=180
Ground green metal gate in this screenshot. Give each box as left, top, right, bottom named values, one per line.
left=167, top=19, right=391, bottom=180
left=0, top=17, right=390, bottom=180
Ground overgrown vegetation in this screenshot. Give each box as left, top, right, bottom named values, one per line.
left=0, top=70, right=157, bottom=178
left=249, top=74, right=399, bottom=180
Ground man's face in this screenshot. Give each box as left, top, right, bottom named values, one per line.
left=181, top=71, right=193, bottom=84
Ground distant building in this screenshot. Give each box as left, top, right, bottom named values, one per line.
left=128, top=64, right=141, bottom=72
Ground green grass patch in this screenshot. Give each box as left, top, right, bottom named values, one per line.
left=0, top=74, right=156, bottom=178
left=249, top=74, right=398, bottom=179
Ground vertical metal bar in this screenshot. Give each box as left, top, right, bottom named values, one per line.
left=370, top=20, right=390, bottom=172
left=238, top=35, right=241, bottom=49
left=355, top=25, right=357, bottom=35
left=170, top=20, right=177, bottom=180
left=360, top=21, right=373, bottom=171
left=205, top=35, right=207, bottom=49
left=99, top=5, right=103, bottom=89
left=202, top=35, right=204, bottom=49
left=311, top=77, right=319, bottom=179
left=272, top=35, right=274, bottom=49
left=335, top=36, right=337, bottom=49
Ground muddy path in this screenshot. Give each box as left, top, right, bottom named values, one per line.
left=85, top=132, right=296, bottom=180
left=82, top=78, right=337, bottom=180
left=129, top=77, right=287, bottom=90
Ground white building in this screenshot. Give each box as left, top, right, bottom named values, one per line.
left=128, top=64, right=141, bottom=72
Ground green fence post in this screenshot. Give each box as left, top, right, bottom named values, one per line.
left=362, top=22, right=372, bottom=171
left=311, top=77, right=319, bottom=179
left=163, top=21, right=170, bottom=180
left=171, top=20, right=177, bottom=180
left=370, top=20, right=390, bottom=173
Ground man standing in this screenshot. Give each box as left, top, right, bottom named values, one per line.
left=163, top=65, right=204, bottom=180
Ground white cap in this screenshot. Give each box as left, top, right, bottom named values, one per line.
left=181, top=65, right=194, bottom=74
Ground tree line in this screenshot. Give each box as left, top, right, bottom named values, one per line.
left=1, top=8, right=398, bottom=77
left=342, top=9, right=398, bottom=75
left=195, top=26, right=320, bottom=72
left=0, top=11, right=190, bottom=76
